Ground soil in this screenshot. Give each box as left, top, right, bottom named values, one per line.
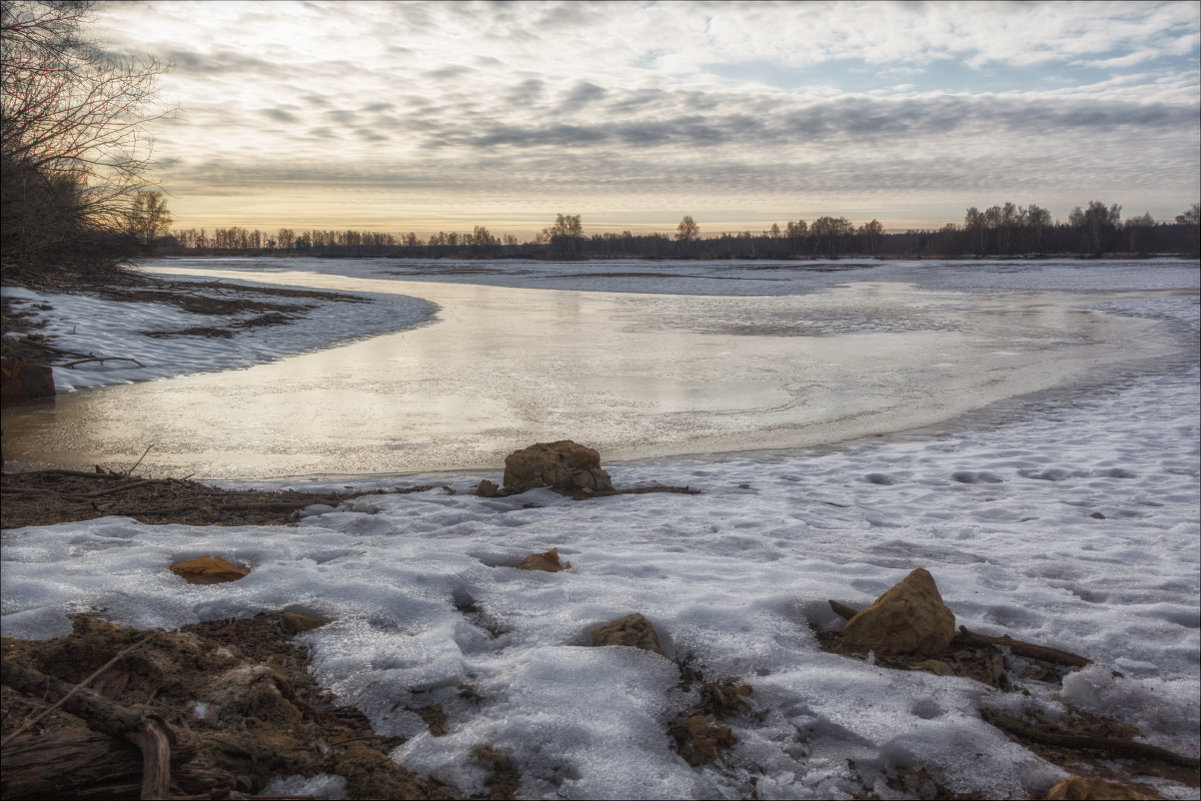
left=1, top=614, right=469, bottom=800
left=0, top=468, right=451, bottom=529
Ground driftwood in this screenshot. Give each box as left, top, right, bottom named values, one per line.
left=828, top=600, right=860, bottom=621
left=61, top=355, right=146, bottom=369
left=982, top=710, right=1200, bottom=769
left=1, top=726, right=144, bottom=799
left=1, top=654, right=173, bottom=800
left=825, top=600, right=1091, bottom=668
left=955, top=625, right=1090, bottom=668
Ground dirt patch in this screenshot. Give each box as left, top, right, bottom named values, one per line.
left=1, top=614, right=460, bottom=800
left=0, top=469, right=451, bottom=529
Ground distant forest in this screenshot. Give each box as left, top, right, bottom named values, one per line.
left=162, top=203, right=1200, bottom=261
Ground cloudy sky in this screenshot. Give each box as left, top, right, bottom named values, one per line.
left=94, top=0, right=1200, bottom=238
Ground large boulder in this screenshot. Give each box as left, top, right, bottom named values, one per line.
left=590, top=613, right=664, bottom=655
left=839, top=568, right=956, bottom=657
left=502, top=440, right=613, bottom=495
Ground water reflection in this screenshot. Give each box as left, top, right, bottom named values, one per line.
left=1, top=269, right=1181, bottom=480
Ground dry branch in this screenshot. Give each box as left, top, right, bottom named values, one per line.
left=982, top=710, right=1200, bottom=769
left=956, top=625, right=1090, bottom=668
left=828, top=600, right=860, bottom=621
left=1, top=654, right=174, bottom=799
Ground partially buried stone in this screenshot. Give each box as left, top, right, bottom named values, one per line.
left=279, top=612, right=327, bottom=634
left=519, top=547, right=571, bottom=572
left=1046, top=776, right=1162, bottom=800
left=170, top=555, right=250, bottom=585
left=839, top=568, right=955, bottom=657
left=670, top=714, right=735, bottom=766
left=502, top=440, right=613, bottom=495
left=474, top=479, right=501, bottom=497
left=590, top=613, right=664, bottom=655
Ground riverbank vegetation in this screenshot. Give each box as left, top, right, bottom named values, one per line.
left=159, top=202, right=1200, bottom=261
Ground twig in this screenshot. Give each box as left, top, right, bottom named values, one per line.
left=125, top=444, right=154, bottom=477
left=0, top=630, right=159, bottom=749
left=85, top=478, right=159, bottom=498
left=62, top=355, right=146, bottom=369
left=981, top=710, right=1200, bottom=769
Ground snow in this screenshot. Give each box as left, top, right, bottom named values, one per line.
left=1, top=271, right=436, bottom=391
left=2, top=257, right=1199, bottom=799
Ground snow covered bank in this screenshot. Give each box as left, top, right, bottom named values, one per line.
left=4, top=354, right=1198, bottom=798
left=1, top=273, right=436, bottom=391
left=2, top=258, right=1198, bottom=798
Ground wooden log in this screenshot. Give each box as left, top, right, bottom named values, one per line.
left=824, top=601, right=1091, bottom=668
left=955, top=625, right=1091, bottom=668
left=982, top=710, right=1200, bottom=769
left=1, top=727, right=143, bottom=800
left=828, top=600, right=860, bottom=621
left=1, top=658, right=174, bottom=800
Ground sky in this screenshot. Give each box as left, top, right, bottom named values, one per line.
left=91, top=0, right=1201, bottom=238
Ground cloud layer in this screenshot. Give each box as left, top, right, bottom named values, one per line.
left=94, top=1, right=1200, bottom=234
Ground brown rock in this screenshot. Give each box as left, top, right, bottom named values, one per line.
left=670, top=714, right=735, bottom=766
left=590, top=613, right=664, bottom=655
left=1, top=358, right=54, bottom=404
left=474, top=479, right=501, bottom=497
left=914, top=659, right=955, bottom=677
left=1045, top=775, right=1162, bottom=800
left=279, top=612, right=327, bottom=634
left=519, top=547, right=572, bottom=572
left=170, top=555, right=250, bottom=584
left=839, top=568, right=955, bottom=657
left=502, top=440, right=613, bottom=495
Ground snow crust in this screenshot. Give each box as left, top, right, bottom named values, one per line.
left=1, top=257, right=1198, bottom=798
left=1, top=273, right=435, bottom=391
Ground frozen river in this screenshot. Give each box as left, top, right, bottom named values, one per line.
left=2, top=258, right=1196, bottom=479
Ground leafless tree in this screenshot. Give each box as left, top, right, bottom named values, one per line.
left=1, top=0, right=171, bottom=267
left=675, top=215, right=699, bottom=242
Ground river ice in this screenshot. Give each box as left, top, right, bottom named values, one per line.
left=1, top=257, right=1198, bottom=799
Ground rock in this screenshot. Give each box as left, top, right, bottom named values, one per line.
left=1045, top=775, right=1162, bottom=800
left=519, top=547, right=571, bottom=572
left=670, top=714, right=735, bottom=766
left=279, top=612, right=327, bottom=634
left=839, top=568, right=955, bottom=657
left=502, top=440, right=613, bottom=495
left=170, top=555, right=250, bottom=584
left=475, top=479, right=501, bottom=497
left=914, top=659, right=955, bottom=677
left=0, top=358, right=54, bottom=404
left=590, top=613, right=664, bottom=655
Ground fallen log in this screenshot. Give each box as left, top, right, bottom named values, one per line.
left=1, top=657, right=173, bottom=800
left=955, top=625, right=1090, bottom=668
left=982, top=710, right=1200, bottom=769
left=825, top=600, right=1091, bottom=668
left=828, top=600, right=860, bottom=621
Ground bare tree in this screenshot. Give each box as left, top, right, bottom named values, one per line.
left=675, top=215, right=699, bottom=242
left=1, top=0, right=171, bottom=267
left=126, top=189, right=171, bottom=246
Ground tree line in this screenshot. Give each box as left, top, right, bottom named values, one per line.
left=161, top=202, right=1200, bottom=260
left=1, top=1, right=173, bottom=278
